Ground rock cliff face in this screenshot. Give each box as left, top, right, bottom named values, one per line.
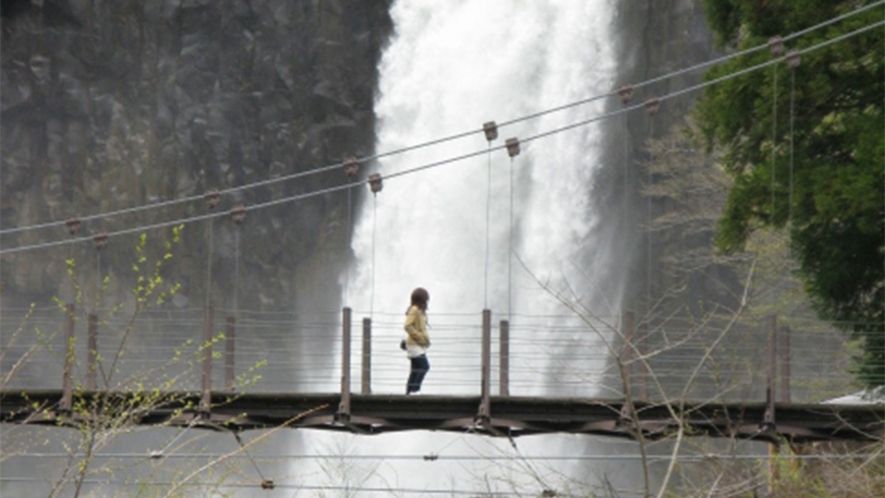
left=1, top=0, right=392, bottom=314
left=607, top=0, right=719, bottom=314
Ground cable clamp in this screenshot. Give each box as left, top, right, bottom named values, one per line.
left=343, top=157, right=360, bottom=178
left=65, top=218, right=81, bottom=236
left=483, top=121, right=498, bottom=141
left=93, top=231, right=109, bottom=250
left=785, top=50, right=801, bottom=69
left=618, top=84, right=634, bottom=104
left=505, top=138, right=520, bottom=158
left=368, top=173, right=383, bottom=194
left=204, top=189, right=220, bottom=209
left=768, top=36, right=785, bottom=56
left=230, top=204, right=246, bottom=224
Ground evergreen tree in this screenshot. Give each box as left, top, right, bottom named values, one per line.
left=697, top=0, right=885, bottom=387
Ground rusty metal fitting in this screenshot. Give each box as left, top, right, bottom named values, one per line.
left=93, top=231, right=109, bottom=250
left=618, top=84, right=634, bottom=104
left=368, top=173, right=383, bottom=194
left=482, top=121, right=498, bottom=142
left=230, top=204, right=246, bottom=224
left=768, top=36, right=785, bottom=56
left=785, top=50, right=801, bottom=69
left=343, top=157, right=359, bottom=178
left=65, top=218, right=81, bottom=236
left=204, top=189, right=220, bottom=209
left=505, top=138, right=520, bottom=158
left=644, top=98, right=661, bottom=116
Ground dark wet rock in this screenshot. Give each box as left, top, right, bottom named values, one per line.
left=1, top=0, right=393, bottom=315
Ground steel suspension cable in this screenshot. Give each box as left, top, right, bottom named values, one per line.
left=3, top=2, right=881, bottom=239
left=2, top=20, right=882, bottom=257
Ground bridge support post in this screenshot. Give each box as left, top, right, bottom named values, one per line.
left=620, top=311, right=634, bottom=397
left=61, top=304, right=75, bottom=412
left=638, top=322, right=648, bottom=401
left=499, top=319, right=509, bottom=396
left=338, top=307, right=352, bottom=422
left=361, top=317, right=371, bottom=395
left=200, top=306, right=214, bottom=417
left=224, top=316, right=236, bottom=392
left=764, top=314, right=780, bottom=495
left=478, top=309, right=492, bottom=424
left=87, top=313, right=98, bottom=391
left=779, top=325, right=791, bottom=403
left=763, top=313, right=777, bottom=431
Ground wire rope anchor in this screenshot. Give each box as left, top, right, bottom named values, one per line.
left=204, top=189, right=220, bottom=209
left=343, top=157, right=360, bottom=178
left=230, top=204, right=246, bottom=224
left=65, top=218, right=81, bottom=236
left=93, top=231, right=109, bottom=250
left=785, top=50, right=801, bottom=69
left=505, top=138, right=520, bottom=158
left=368, top=173, right=383, bottom=194
left=483, top=121, right=498, bottom=142
left=644, top=98, right=661, bottom=116
left=618, top=84, right=634, bottom=104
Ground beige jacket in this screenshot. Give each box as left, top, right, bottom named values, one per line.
left=403, top=305, right=429, bottom=358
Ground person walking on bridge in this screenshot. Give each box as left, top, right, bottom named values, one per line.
left=403, top=287, right=430, bottom=394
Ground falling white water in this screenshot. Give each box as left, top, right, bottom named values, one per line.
left=300, top=1, right=624, bottom=495
left=348, top=0, right=619, bottom=396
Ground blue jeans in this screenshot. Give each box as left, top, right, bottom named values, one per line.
left=407, top=355, right=430, bottom=394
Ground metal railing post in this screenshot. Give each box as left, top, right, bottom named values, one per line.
left=779, top=325, right=791, bottom=403
left=200, top=306, right=214, bottom=416
left=499, top=319, right=509, bottom=396
left=225, top=316, right=236, bottom=391
left=621, top=311, right=634, bottom=397
left=338, top=307, right=352, bottom=421
left=763, top=314, right=777, bottom=430
left=61, top=304, right=75, bottom=412
left=87, top=313, right=98, bottom=390
left=478, top=309, right=492, bottom=423
left=361, top=317, right=371, bottom=395
left=638, top=322, right=648, bottom=401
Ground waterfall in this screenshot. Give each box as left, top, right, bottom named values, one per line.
left=299, top=1, right=626, bottom=494
left=347, top=0, right=619, bottom=396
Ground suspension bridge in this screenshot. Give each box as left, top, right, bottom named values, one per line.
left=1, top=5, right=884, bottom=447
left=1, top=305, right=882, bottom=444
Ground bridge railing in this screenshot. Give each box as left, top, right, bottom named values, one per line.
left=0, top=304, right=859, bottom=413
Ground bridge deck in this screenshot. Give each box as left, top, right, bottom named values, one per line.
left=1, top=390, right=881, bottom=443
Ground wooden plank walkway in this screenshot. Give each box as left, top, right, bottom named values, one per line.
left=1, top=390, right=881, bottom=443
